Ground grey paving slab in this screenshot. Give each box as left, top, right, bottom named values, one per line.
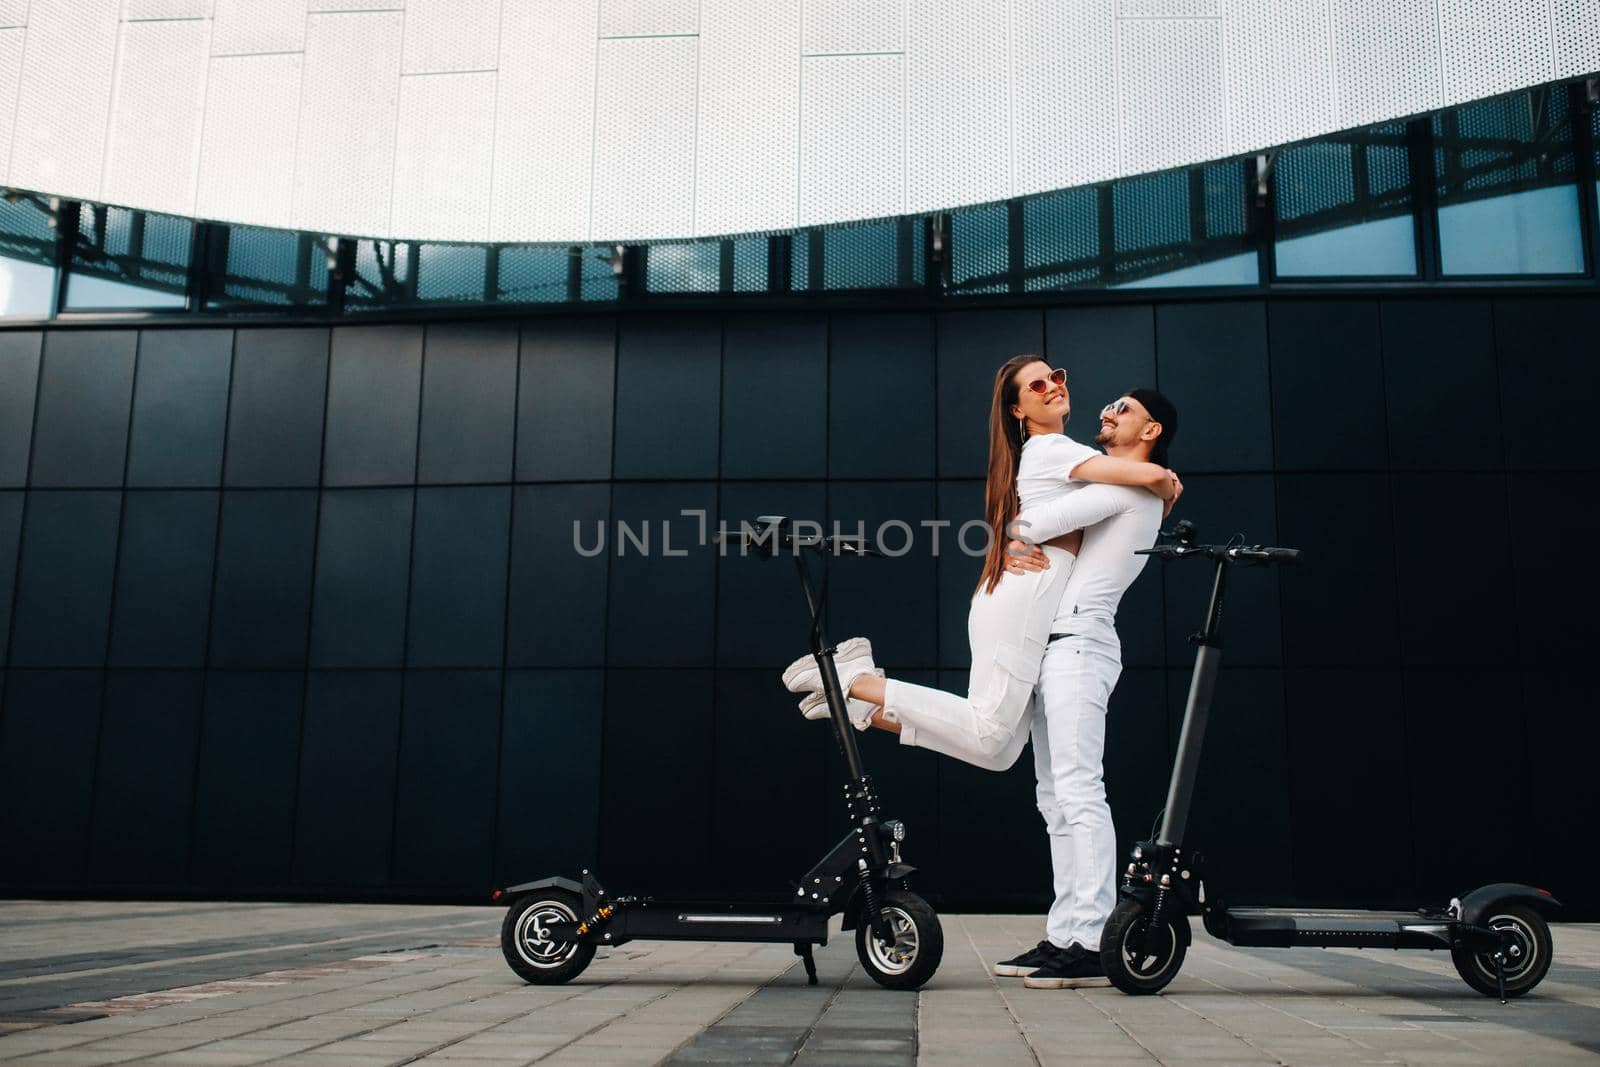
left=0, top=904, right=1596, bottom=1065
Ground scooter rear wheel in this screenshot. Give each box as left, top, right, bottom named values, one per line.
left=1102, top=897, right=1188, bottom=995
left=855, top=890, right=943, bottom=990
left=501, top=889, right=596, bottom=985
left=1451, top=903, right=1552, bottom=998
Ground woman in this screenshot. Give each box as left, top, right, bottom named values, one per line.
left=781, top=355, right=1179, bottom=772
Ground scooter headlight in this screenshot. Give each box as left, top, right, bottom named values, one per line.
left=882, top=819, right=906, bottom=843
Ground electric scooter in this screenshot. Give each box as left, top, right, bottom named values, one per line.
left=493, top=516, right=944, bottom=990
left=1103, top=521, right=1559, bottom=1002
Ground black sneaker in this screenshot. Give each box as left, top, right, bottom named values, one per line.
left=1023, top=943, right=1110, bottom=989
left=993, top=940, right=1061, bottom=977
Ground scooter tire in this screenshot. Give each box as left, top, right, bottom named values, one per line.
left=501, top=889, right=596, bottom=985
left=1101, top=897, right=1188, bottom=996
left=855, top=890, right=943, bottom=990
left=1451, top=903, right=1552, bottom=999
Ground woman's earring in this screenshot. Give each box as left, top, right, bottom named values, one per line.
left=1017, top=416, right=1026, bottom=441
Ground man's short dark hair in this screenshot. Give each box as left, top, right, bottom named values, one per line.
left=1127, top=388, right=1178, bottom=468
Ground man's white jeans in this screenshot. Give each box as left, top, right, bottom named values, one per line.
left=1032, top=633, right=1120, bottom=951
left=882, top=545, right=1075, bottom=772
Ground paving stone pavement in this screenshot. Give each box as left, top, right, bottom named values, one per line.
left=0, top=902, right=1596, bottom=1065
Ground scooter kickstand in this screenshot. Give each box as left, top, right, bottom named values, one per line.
left=794, top=942, right=818, bottom=987
left=1493, top=951, right=1507, bottom=1004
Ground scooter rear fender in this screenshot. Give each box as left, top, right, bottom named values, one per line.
left=1456, top=883, right=1561, bottom=926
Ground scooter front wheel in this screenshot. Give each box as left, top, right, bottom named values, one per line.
left=1451, top=903, right=1552, bottom=998
left=1102, top=897, right=1188, bottom=995
left=501, top=889, right=596, bottom=985
left=855, top=890, right=943, bottom=990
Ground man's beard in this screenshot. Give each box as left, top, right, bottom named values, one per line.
left=1094, top=425, right=1115, bottom=445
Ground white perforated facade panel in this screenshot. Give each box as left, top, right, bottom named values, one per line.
left=695, top=0, right=800, bottom=236
left=292, top=11, right=403, bottom=237
left=196, top=53, right=302, bottom=226
left=0, top=0, right=1586, bottom=242
left=1440, top=0, right=1553, bottom=103
left=0, top=29, right=22, bottom=179
left=1012, top=0, right=1119, bottom=194
left=488, top=0, right=597, bottom=243
left=123, top=0, right=214, bottom=18
left=1330, top=0, right=1442, bottom=128
left=1118, top=16, right=1228, bottom=174
left=802, top=0, right=903, bottom=55
left=402, top=0, right=501, bottom=75
left=799, top=53, right=903, bottom=225
left=212, top=0, right=305, bottom=56
left=101, top=18, right=211, bottom=217
left=8, top=0, right=121, bottom=202
left=905, top=0, right=1009, bottom=214
left=391, top=71, right=496, bottom=239
left=1225, top=0, right=1336, bottom=154
left=590, top=35, right=699, bottom=241
left=599, top=0, right=698, bottom=37
left=1552, top=0, right=1600, bottom=78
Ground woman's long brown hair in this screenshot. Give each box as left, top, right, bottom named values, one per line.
left=977, top=354, right=1047, bottom=595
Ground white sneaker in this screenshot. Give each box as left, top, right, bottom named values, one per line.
left=798, top=668, right=885, bottom=729
left=781, top=637, right=874, bottom=695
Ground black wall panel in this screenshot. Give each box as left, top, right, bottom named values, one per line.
left=1493, top=296, right=1600, bottom=470
left=190, top=671, right=303, bottom=887
left=712, top=671, right=830, bottom=886
left=606, top=482, right=717, bottom=668
left=1046, top=305, right=1156, bottom=416
left=10, top=491, right=121, bottom=667
left=224, top=329, right=328, bottom=487
left=498, top=670, right=603, bottom=886
left=600, top=670, right=714, bottom=889
left=828, top=481, right=938, bottom=668
left=720, top=315, right=827, bottom=479
left=507, top=483, right=609, bottom=667
left=324, top=326, right=423, bottom=487
left=1381, top=300, right=1500, bottom=470
left=829, top=314, right=935, bottom=479
left=516, top=318, right=615, bottom=482
left=89, top=671, right=204, bottom=885
left=1268, top=300, right=1387, bottom=470
left=125, top=330, right=232, bottom=487
left=1275, top=474, right=1400, bottom=667
left=408, top=486, right=511, bottom=668
left=29, top=331, right=136, bottom=488
left=613, top=318, right=721, bottom=479
left=1390, top=472, right=1514, bottom=666
left=2, top=291, right=1594, bottom=915
left=294, top=671, right=402, bottom=887
left=309, top=489, right=412, bottom=668
left=0, top=671, right=102, bottom=885
left=716, top=481, right=828, bottom=668
left=209, top=490, right=318, bottom=668
left=1284, top=669, right=1413, bottom=903
left=0, top=491, right=19, bottom=660
left=936, top=310, right=1043, bottom=478
left=1154, top=302, right=1273, bottom=472
left=1161, top=474, right=1281, bottom=666
left=109, top=491, right=219, bottom=667
left=417, top=323, right=517, bottom=484
left=392, top=670, right=501, bottom=888
left=0, top=331, right=40, bottom=487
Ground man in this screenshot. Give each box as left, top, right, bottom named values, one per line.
left=992, top=388, right=1180, bottom=989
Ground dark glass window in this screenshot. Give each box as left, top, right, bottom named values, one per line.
left=65, top=205, right=189, bottom=310
left=1023, top=187, right=1099, bottom=290
left=950, top=203, right=1008, bottom=294
left=206, top=224, right=328, bottom=309
left=496, top=245, right=570, bottom=303
left=1274, top=124, right=1416, bottom=277
left=645, top=241, right=719, bottom=293
left=1113, top=162, right=1258, bottom=288
left=0, top=193, right=58, bottom=317
left=1433, top=87, right=1584, bottom=276
left=822, top=219, right=918, bottom=290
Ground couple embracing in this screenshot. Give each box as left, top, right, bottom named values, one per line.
left=783, top=354, right=1181, bottom=989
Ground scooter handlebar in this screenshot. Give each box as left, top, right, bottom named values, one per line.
left=1136, top=543, right=1301, bottom=565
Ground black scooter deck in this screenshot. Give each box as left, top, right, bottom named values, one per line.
left=1219, top=907, right=1455, bottom=950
